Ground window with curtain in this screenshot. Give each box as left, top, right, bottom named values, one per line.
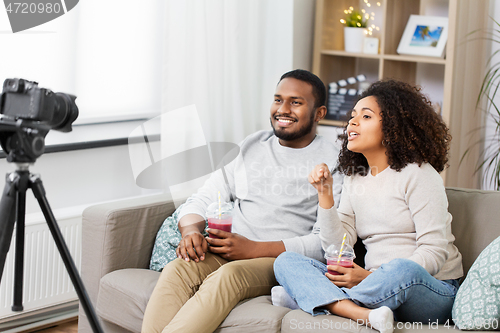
left=0, top=0, right=164, bottom=124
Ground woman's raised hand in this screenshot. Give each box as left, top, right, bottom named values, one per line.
left=308, top=163, right=335, bottom=209
left=308, top=163, right=333, bottom=194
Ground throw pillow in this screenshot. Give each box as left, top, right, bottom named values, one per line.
left=452, top=236, right=500, bottom=330
left=149, top=204, right=208, bottom=271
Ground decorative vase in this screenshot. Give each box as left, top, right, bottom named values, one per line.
left=344, top=27, right=365, bottom=53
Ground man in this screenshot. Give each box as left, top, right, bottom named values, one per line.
left=142, top=69, right=342, bottom=333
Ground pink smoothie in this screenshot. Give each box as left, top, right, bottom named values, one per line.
left=208, top=217, right=232, bottom=238
left=326, top=258, right=353, bottom=275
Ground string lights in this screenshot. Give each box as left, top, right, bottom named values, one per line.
left=340, top=0, right=381, bottom=36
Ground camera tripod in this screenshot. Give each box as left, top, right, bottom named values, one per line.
left=0, top=163, right=103, bottom=333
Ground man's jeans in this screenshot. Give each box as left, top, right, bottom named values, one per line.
left=274, top=252, right=459, bottom=323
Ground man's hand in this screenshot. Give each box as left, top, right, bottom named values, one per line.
left=177, top=214, right=208, bottom=262
left=206, top=229, right=257, bottom=260
left=325, top=262, right=371, bottom=288
left=308, top=163, right=334, bottom=209
left=176, top=230, right=208, bottom=263
left=206, top=228, right=285, bottom=260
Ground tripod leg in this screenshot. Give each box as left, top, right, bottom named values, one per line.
left=0, top=173, right=19, bottom=286
left=30, top=175, right=104, bottom=333
left=12, top=171, right=29, bottom=311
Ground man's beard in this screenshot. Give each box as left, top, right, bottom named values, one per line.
left=271, top=113, right=315, bottom=141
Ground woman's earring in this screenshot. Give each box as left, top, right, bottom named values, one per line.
left=382, top=140, right=388, bottom=147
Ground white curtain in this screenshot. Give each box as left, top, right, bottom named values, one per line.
left=155, top=0, right=315, bottom=201
left=162, top=0, right=302, bottom=144
left=73, top=0, right=164, bottom=122
left=0, top=0, right=164, bottom=124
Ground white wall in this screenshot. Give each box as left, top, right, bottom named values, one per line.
left=317, top=125, right=344, bottom=149
left=0, top=143, right=160, bottom=217
left=248, top=0, right=318, bottom=135
left=414, top=0, right=449, bottom=108
left=293, top=0, right=316, bottom=70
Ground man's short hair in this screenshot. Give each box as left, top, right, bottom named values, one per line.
left=279, top=69, right=326, bottom=109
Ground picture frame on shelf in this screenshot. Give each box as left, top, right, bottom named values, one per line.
left=363, top=37, right=379, bottom=54
left=397, top=15, right=448, bottom=58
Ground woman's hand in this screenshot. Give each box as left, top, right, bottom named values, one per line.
left=308, top=163, right=334, bottom=208
left=308, top=163, right=333, bottom=193
left=325, top=263, right=371, bottom=288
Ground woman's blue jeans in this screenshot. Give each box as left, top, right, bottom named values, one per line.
left=274, top=252, right=459, bottom=323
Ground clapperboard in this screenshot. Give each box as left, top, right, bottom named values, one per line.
left=327, top=74, right=367, bottom=121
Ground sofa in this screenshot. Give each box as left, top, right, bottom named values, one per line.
left=78, top=187, right=500, bottom=333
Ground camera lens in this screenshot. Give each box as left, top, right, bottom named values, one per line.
left=50, top=93, right=79, bottom=132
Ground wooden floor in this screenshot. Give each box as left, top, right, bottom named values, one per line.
left=28, top=319, right=78, bottom=333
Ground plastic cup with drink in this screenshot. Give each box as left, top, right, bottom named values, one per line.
left=324, top=242, right=355, bottom=275
left=206, top=201, right=233, bottom=239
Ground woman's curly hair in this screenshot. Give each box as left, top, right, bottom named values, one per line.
left=337, top=79, right=451, bottom=176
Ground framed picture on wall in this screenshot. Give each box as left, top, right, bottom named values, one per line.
left=397, top=15, right=448, bottom=58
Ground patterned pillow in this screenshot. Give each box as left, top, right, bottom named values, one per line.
left=149, top=204, right=208, bottom=271
left=452, top=236, right=500, bottom=330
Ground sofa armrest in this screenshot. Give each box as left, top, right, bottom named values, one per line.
left=81, top=194, right=177, bottom=305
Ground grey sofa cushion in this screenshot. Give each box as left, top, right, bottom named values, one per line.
left=216, top=296, right=292, bottom=333
left=97, top=270, right=291, bottom=333
left=79, top=194, right=176, bottom=333
left=97, top=269, right=160, bottom=333
left=446, top=188, right=500, bottom=275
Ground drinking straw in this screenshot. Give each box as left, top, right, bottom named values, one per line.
left=337, top=233, right=347, bottom=264
left=218, top=191, right=221, bottom=219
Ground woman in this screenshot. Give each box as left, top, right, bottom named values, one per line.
left=273, top=80, right=463, bottom=333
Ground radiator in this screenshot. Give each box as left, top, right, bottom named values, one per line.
left=0, top=213, right=82, bottom=319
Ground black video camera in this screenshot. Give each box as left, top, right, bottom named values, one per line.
left=1, top=78, right=78, bottom=132
left=0, top=78, right=79, bottom=163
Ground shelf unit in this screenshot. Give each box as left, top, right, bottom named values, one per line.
left=313, top=0, right=455, bottom=127
left=313, top=0, right=491, bottom=189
